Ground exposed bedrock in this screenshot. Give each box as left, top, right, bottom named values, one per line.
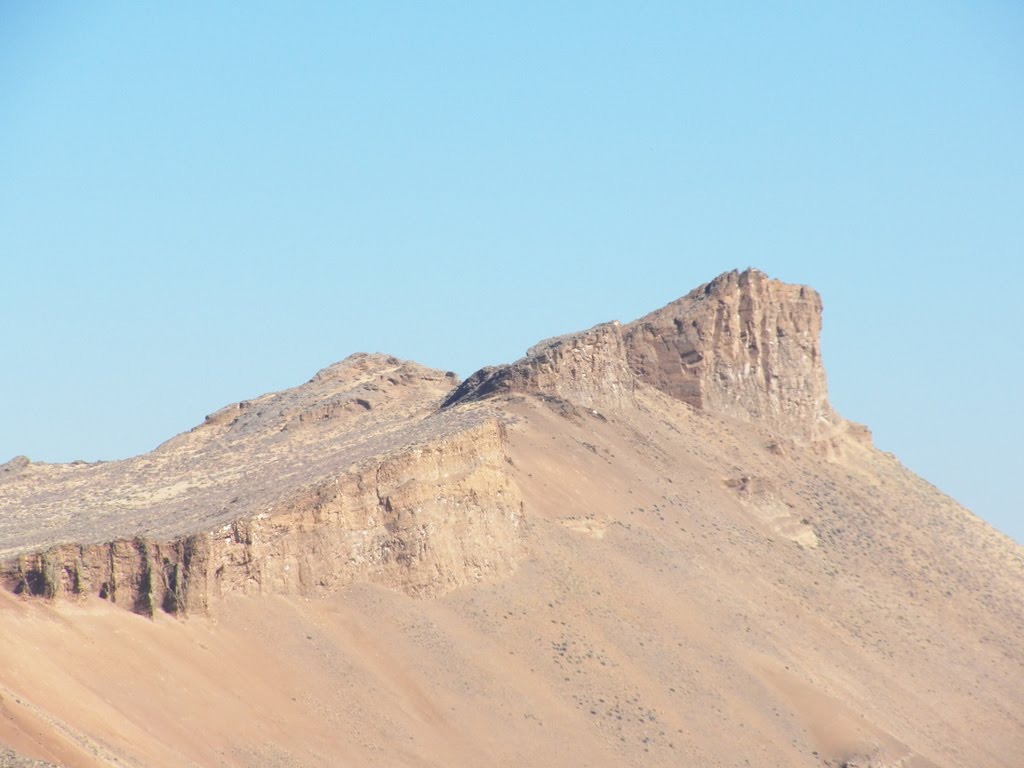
left=623, top=268, right=838, bottom=436
left=443, top=321, right=636, bottom=412
left=446, top=268, right=866, bottom=443
left=1, top=268, right=867, bottom=616
left=1, top=420, right=523, bottom=616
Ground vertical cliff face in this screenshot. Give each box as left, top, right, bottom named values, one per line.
left=3, top=537, right=209, bottom=615
left=447, top=269, right=841, bottom=440
left=1, top=418, right=524, bottom=616
left=224, top=418, right=524, bottom=600
left=623, top=269, right=836, bottom=437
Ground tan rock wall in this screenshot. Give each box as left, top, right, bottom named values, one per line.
left=1, top=420, right=524, bottom=615
left=624, top=269, right=836, bottom=437
left=443, top=322, right=636, bottom=412
left=447, top=270, right=843, bottom=441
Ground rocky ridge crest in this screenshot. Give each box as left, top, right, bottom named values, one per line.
left=446, top=268, right=860, bottom=442
left=2, top=269, right=863, bottom=616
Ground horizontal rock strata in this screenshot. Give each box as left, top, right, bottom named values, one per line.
left=1, top=420, right=522, bottom=615
left=1, top=268, right=865, bottom=616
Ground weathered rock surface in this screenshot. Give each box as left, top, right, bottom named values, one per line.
left=2, top=419, right=522, bottom=614
left=623, top=268, right=836, bottom=437
left=1, top=268, right=1022, bottom=768
left=0, top=269, right=931, bottom=616
left=0, top=355, right=523, bottom=614
left=443, top=321, right=636, bottom=412
left=447, top=268, right=861, bottom=441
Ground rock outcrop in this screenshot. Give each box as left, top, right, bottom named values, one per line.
left=623, top=269, right=836, bottom=437
left=0, top=355, right=525, bottom=616
left=1, top=419, right=522, bottom=615
left=2, top=269, right=1021, bottom=768
left=447, top=268, right=847, bottom=441
left=0, top=268, right=856, bottom=616
left=443, top=321, right=636, bottom=412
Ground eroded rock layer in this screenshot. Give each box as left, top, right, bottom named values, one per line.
left=443, top=321, right=636, bottom=412
left=446, top=269, right=846, bottom=440
left=1, top=269, right=1022, bottom=768
left=0, top=355, right=525, bottom=615
left=623, top=269, right=835, bottom=436
left=1, top=419, right=523, bottom=614
left=0, top=269, right=944, bottom=620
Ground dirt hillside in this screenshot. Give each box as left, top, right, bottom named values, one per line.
left=2, top=269, right=1021, bottom=767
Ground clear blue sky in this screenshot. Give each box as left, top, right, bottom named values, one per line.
left=2, top=2, right=1022, bottom=542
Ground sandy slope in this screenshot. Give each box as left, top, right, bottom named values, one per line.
left=2, top=388, right=1022, bottom=767
left=2, top=270, right=1022, bottom=767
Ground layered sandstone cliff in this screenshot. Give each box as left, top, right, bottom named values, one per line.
left=0, top=356, right=524, bottom=615
left=1, top=269, right=860, bottom=616
left=3, top=269, right=1022, bottom=768
left=443, top=321, right=636, bottom=412
left=445, top=268, right=858, bottom=442
left=623, top=269, right=836, bottom=436
left=1, top=418, right=522, bottom=615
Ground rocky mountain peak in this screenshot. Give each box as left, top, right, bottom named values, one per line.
left=624, top=267, right=836, bottom=437
left=447, top=268, right=838, bottom=439
left=0, top=268, right=851, bottom=616
left=1, top=268, right=1019, bottom=768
